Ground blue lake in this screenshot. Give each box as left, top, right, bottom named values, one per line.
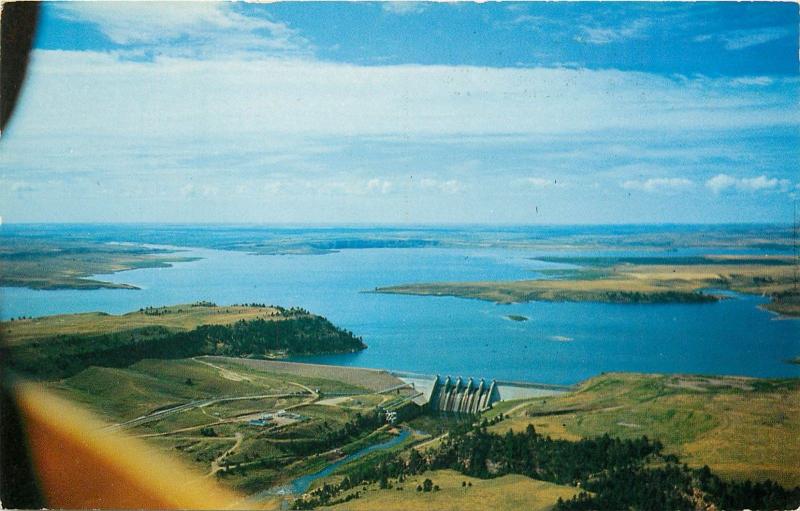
left=2, top=245, right=798, bottom=385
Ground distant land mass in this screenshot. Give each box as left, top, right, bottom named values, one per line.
left=0, top=238, right=198, bottom=290
left=1, top=224, right=797, bottom=292
left=374, top=254, right=800, bottom=317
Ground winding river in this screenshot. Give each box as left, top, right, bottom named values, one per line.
left=249, top=428, right=412, bottom=500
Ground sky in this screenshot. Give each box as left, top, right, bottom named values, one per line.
left=0, top=1, right=798, bottom=225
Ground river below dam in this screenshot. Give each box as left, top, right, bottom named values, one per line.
left=249, top=428, right=412, bottom=500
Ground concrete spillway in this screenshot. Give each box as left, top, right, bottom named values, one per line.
left=428, top=375, right=498, bottom=414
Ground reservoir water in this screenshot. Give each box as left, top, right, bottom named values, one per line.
left=2, top=245, right=798, bottom=385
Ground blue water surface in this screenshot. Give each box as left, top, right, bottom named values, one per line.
left=2, top=244, right=798, bottom=385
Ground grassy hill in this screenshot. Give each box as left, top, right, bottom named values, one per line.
left=3, top=303, right=366, bottom=379
left=4, top=303, right=287, bottom=344
left=327, top=469, right=578, bottom=511
left=484, top=372, right=800, bottom=487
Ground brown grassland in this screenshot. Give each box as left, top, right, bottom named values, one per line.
left=375, top=255, right=800, bottom=316
left=3, top=304, right=285, bottom=345
left=326, top=469, right=579, bottom=511
left=485, top=373, right=800, bottom=487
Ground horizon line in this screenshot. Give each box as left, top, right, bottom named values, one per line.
left=0, top=221, right=794, bottom=229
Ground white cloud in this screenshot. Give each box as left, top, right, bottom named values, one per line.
left=730, top=76, right=774, bottom=87
left=382, top=2, right=427, bottom=15
left=694, top=27, right=791, bottom=51
left=180, top=183, right=219, bottom=198
left=622, top=177, right=693, bottom=193
left=446, top=159, right=482, bottom=174
left=705, top=174, right=791, bottom=194
left=576, top=18, right=651, bottom=45
left=291, top=177, right=399, bottom=197
left=367, top=178, right=394, bottom=194
left=0, top=178, right=36, bottom=194
left=418, top=178, right=464, bottom=194
left=2, top=47, right=798, bottom=224
left=493, top=14, right=551, bottom=31
left=11, top=50, right=798, bottom=145
left=261, top=181, right=285, bottom=195
left=53, top=3, right=309, bottom=56
left=721, top=27, right=791, bottom=51
left=523, top=177, right=563, bottom=189
left=505, top=4, right=528, bottom=13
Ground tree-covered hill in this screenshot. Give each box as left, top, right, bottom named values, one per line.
left=5, top=307, right=366, bottom=379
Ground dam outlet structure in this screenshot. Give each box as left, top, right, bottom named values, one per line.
left=428, top=376, right=499, bottom=414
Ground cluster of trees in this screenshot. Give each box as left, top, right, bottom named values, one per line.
left=533, top=290, right=718, bottom=304
left=195, top=317, right=365, bottom=358
left=292, top=420, right=800, bottom=510
left=291, top=482, right=362, bottom=509
left=276, top=410, right=384, bottom=457
left=437, top=423, right=800, bottom=510
left=276, top=306, right=311, bottom=317
left=427, top=423, right=663, bottom=483
left=556, top=464, right=800, bottom=510
left=291, top=475, right=441, bottom=509
left=291, top=432, right=428, bottom=508
left=139, top=306, right=182, bottom=316
left=216, top=410, right=386, bottom=488
left=10, top=316, right=366, bottom=379
left=417, top=478, right=438, bottom=492
left=215, top=454, right=290, bottom=479
left=190, top=301, right=217, bottom=307
left=199, top=427, right=217, bottom=437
